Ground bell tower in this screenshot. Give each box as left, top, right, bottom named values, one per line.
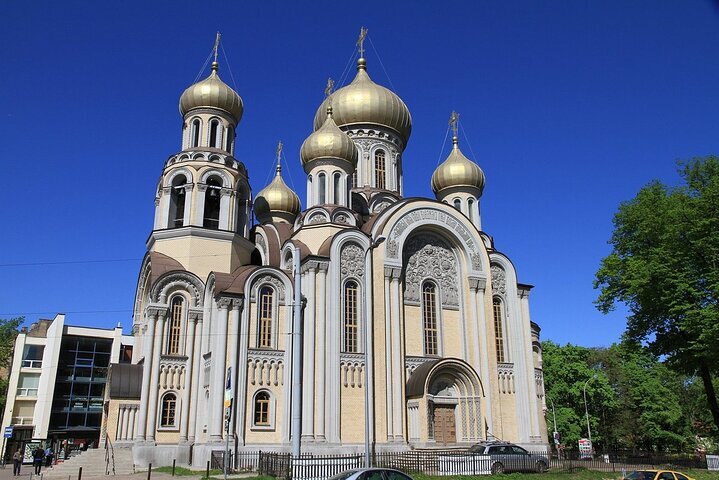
left=149, top=36, right=255, bottom=279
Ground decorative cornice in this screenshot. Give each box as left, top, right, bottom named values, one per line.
left=468, top=276, right=487, bottom=292
left=146, top=304, right=167, bottom=318
left=231, top=298, right=244, bottom=310
left=217, top=297, right=232, bottom=309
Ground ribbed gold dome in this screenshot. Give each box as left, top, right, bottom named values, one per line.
left=179, top=62, right=244, bottom=122
left=313, top=58, right=412, bottom=144
left=254, top=166, right=301, bottom=222
left=301, top=106, right=359, bottom=171
left=431, top=137, right=486, bottom=195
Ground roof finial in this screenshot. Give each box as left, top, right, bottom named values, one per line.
left=325, top=78, right=335, bottom=115
left=211, top=32, right=221, bottom=71
left=275, top=141, right=283, bottom=175
left=357, top=26, right=368, bottom=58
left=449, top=111, right=460, bottom=146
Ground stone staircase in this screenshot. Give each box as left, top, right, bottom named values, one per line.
left=43, top=447, right=135, bottom=479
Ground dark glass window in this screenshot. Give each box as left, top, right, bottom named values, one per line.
left=203, top=177, right=222, bottom=229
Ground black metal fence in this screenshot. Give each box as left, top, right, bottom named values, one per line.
left=248, top=450, right=710, bottom=479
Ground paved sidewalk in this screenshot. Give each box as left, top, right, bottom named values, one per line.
left=0, top=465, right=181, bottom=480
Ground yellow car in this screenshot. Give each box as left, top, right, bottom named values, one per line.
left=624, top=470, right=695, bottom=480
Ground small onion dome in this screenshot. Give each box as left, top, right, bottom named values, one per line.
left=254, top=165, right=301, bottom=223
left=431, top=136, right=486, bottom=196
left=179, top=61, right=244, bottom=122
left=312, top=58, right=412, bottom=145
left=300, top=106, right=359, bottom=172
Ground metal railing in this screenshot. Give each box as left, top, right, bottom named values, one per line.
left=104, top=437, right=116, bottom=475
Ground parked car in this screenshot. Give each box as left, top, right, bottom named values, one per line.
left=468, top=441, right=549, bottom=474
left=624, top=470, right=695, bottom=480
left=329, top=468, right=415, bottom=480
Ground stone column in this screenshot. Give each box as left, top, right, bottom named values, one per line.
left=301, top=262, right=317, bottom=440
left=180, top=312, right=199, bottom=443
left=228, top=299, right=242, bottom=435
left=383, top=267, right=394, bottom=442
left=118, top=406, right=126, bottom=440
left=146, top=309, right=167, bottom=442
left=136, top=307, right=159, bottom=441
left=194, top=184, right=207, bottom=226
left=188, top=313, right=203, bottom=443
left=390, top=269, right=404, bottom=441
left=129, top=406, right=137, bottom=440
left=220, top=189, right=233, bottom=230
left=237, top=302, right=250, bottom=445
left=315, top=263, right=328, bottom=441
left=210, top=298, right=230, bottom=441
left=472, top=279, right=493, bottom=436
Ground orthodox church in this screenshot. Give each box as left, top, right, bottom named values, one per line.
left=103, top=37, right=548, bottom=467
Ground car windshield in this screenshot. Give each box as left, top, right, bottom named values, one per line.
left=626, top=471, right=656, bottom=480
left=329, top=470, right=360, bottom=480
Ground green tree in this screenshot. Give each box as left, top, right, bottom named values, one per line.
left=0, top=316, right=23, bottom=424
left=541, top=341, right=616, bottom=449
left=595, top=156, right=719, bottom=434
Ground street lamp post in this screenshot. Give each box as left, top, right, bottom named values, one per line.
left=582, top=375, right=597, bottom=451
left=363, top=236, right=385, bottom=468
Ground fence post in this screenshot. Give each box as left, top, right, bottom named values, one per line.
left=172, top=459, right=176, bottom=476
left=78, top=466, right=82, bottom=480
left=147, top=464, right=151, bottom=480
left=206, top=460, right=210, bottom=480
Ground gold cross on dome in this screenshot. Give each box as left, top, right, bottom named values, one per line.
left=213, top=32, right=221, bottom=63
left=325, top=78, right=335, bottom=98
left=357, top=27, right=368, bottom=57
left=276, top=141, right=283, bottom=168
left=449, top=111, right=460, bottom=137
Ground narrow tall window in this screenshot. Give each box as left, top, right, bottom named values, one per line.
left=209, top=119, right=219, bottom=148
left=453, top=199, right=461, bottom=211
left=190, top=119, right=200, bottom=147
left=422, top=283, right=438, bottom=356
left=352, top=171, right=357, bottom=188
left=254, top=391, right=270, bottom=426
left=318, top=173, right=326, bottom=204
left=493, top=297, right=505, bottom=362
left=468, top=198, right=475, bottom=222
left=374, top=150, right=386, bottom=189
left=160, top=393, right=177, bottom=427
left=169, top=175, right=187, bottom=228
left=333, top=173, right=342, bottom=204
left=258, top=287, right=273, bottom=348
left=167, top=296, right=183, bottom=355
left=226, top=126, right=234, bottom=152
left=203, top=177, right=222, bottom=229
left=343, top=281, right=359, bottom=353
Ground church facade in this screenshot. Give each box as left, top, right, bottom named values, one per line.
left=103, top=42, right=548, bottom=467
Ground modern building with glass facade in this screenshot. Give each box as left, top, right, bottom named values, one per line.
left=0, top=314, right=132, bottom=463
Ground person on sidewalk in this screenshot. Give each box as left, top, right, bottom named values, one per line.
left=32, top=446, right=44, bottom=475
left=12, top=449, right=22, bottom=476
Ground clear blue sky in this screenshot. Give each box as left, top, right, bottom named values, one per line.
left=1, top=1, right=718, bottom=347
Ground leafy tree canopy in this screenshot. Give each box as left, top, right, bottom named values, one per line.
left=0, top=316, right=24, bottom=425
left=594, top=156, right=719, bottom=432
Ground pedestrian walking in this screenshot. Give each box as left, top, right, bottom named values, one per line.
left=32, top=446, right=44, bottom=475
left=12, top=449, right=22, bottom=476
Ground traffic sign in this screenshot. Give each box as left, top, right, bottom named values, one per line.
left=3, top=426, right=13, bottom=438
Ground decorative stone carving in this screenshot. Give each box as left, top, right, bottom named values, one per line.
left=405, top=356, right=435, bottom=378
left=151, top=272, right=204, bottom=306
left=308, top=213, right=327, bottom=224
left=491, top=264, right=506, bottom=296
left=373, top=201, right=390, bottom=213
left=386, top=208, right=483, bottom=272
left=255, top=234, right=267, bottom=261
left=247, top=349, right=284, bottom=387
left=340, top=243, right=365, bottom=280
left=403, top=234, right=459, bottom=308
left=252, top=275, right=286, bottom=302
left=217, top=297, right=232, bottom=309
left=335, top=213, right=349, bottom=224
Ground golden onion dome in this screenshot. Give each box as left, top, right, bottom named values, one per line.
left=179, top=62, right=244, bottom=122
left=312, top=58, right=412, bottom=145
left=301, top=106, right=359, bottom=171
left=254, top=165, right=301, bottom=223
left=431, top=136, right=486, bottom=196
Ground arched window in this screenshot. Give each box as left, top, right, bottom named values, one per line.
left=168, top=175, right=187, bottom=228
left=422, top=282, right=439, bottom=356
left=468, top=198, right=474, bottom=220
left=258, top=287, right=274, bottom=348
left=160, top=392, right=177, bottom=428
left=333, top=173, right=342, bottom=204
left=253, top=391, right=271, bottom=427
left=343, top=281, right=360, bottom=353
left=167, top=296, right=183, bottom=355
left=318, top=173, right=326, bottom=204
left=374, top=150, right=386, bottom=189
left=209, top=119, right=220, bottom=148
left=190, top=119, right=200, bottom=147
left=203, top=177, right=222, bottom=229
left=225, top=126, right=234, bottom=153
left=493, top=297, right=506, bottom=362
left=453, top=199, right=461, bottom=211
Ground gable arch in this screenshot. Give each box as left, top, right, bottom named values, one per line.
left=199, top=168, right=231, bottom=188
left=165, top=167, right=195, bottom=187
left=150, top=270, right=205, bottom=307
left=374, top=202, right=489, bottom=275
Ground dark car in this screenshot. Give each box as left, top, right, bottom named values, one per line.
left=329, top=468, right=415, bottom=480
left=468, top=441, right=549, bottom=474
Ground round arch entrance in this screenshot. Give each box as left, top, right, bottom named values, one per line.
left=406, top=358, right=485, bottom=446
